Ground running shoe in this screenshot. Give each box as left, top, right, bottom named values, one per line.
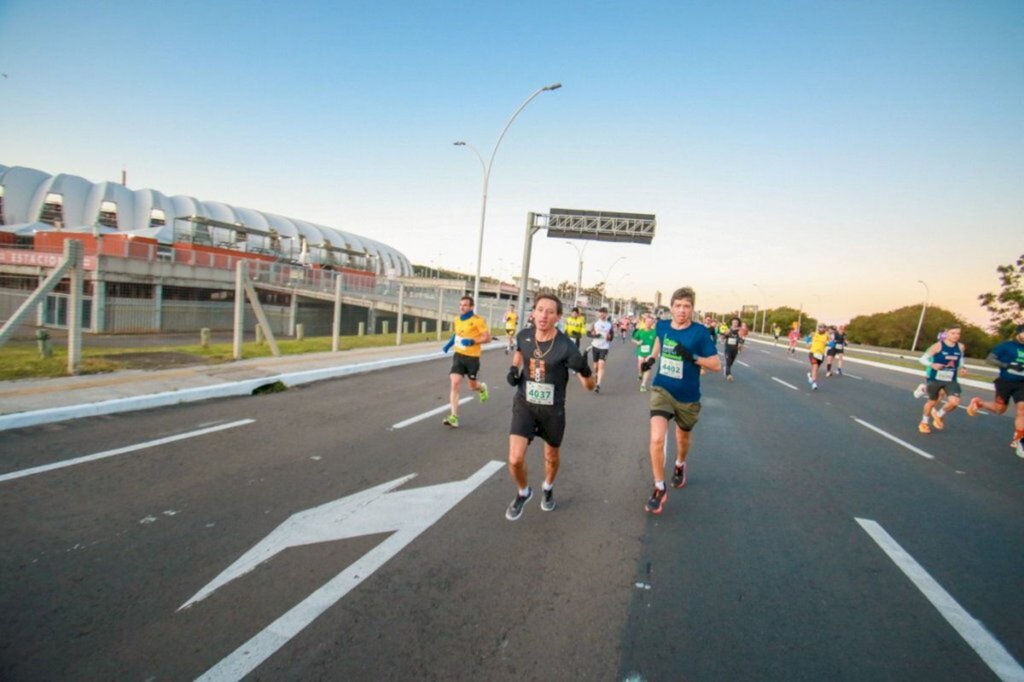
left=640, top=385, right=648, bottom=393
left=837, top=368, right=843, bottom=376
left=930, top=409, right=945, bottom=430
left=913, top=384, right=927, bottom=399
left=595, top=384, right=600, bottom=394
left=505, top=487, right=533, bottom=521
left=540, top=488, right=556, bottom=512
left=826, top=370, right=832, bottom=378
left=478, top=382, right=489, bottom=403
left=966, top=397, right=982, bottom=417
left=918, top=421, right=931, bottom=434
left=727, top=375, right=734, bottom=382
left=671, top=462, right=687, bottom=488
left=443, top=414, right=459, bottom=428
left=812, top=382, right=818, bottom=391
left=645, top=487, right=667, bottom=514
left=1015, top=440, right=1024, bottom=459
left=807, top=372, right=813, bottom=385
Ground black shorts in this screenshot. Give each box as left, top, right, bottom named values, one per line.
left=926, top=380, right=961, bottom=401
left=994, top=378, right=1024, bottom=405
left=827, top=347, right=842, bottom=357
left=809, top=352, right=825, bottom=366
left=510, top=394, right=566, bottom=447
left=450, top=353, right=480, bottom=380
left=591, top=347, right=609, bottom=363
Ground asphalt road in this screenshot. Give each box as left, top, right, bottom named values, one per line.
left=1, top=339, right=1022, bottom=681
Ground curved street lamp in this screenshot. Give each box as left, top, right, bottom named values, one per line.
left=565, top=240, right=587, bottom=306
left=454, top=82, right=562, bottom=304
left=753, top=283, right=768, bottom=334
left=911, top=280, right=929, bottom=352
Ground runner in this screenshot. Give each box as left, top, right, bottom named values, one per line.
left=916, top=326, right=967, bottom=434
left=588, top=307, right=614, bottom=393
left=504, top=294, right=596, bottom=520
left=564, top=307, right=586, bottom=349
left=826, top=324, right=848, bottom=377
left=966, top=323, right=1024, bottom=457
left=502, top=303, right=518, bottom=354
left=721, top=316, right=745, bottom=382
left=440, top=295, right=491, bottom=428
left=640, top=287, right=721, bottom=514
left=787, top=323, right=800, bottom=355
left=618, top=315, right=631, bottom=343
left=772, top=323, right=781, bottom=346
left=807, top=323, right=829, bottom=390
left=633, top=314, right=657, bottom=392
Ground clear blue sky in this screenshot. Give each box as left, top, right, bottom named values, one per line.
left=1, top=0, right=1021, bottom=327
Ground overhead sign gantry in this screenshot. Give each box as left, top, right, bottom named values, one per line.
left=515, top=208, right=656, bottom=325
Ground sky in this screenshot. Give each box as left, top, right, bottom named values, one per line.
left=1, top=0, right=1021, bottom=328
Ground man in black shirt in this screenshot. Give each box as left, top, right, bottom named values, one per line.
left=722, top=316, right=745, bottom=382
left=826, top=324, right=848, bottom=377
left=505, top=294, right=596, bottom=520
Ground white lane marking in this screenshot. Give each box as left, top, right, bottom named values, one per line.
left=737, top=360, right=751, bottom=368
left=391, top=396, right=474, bottom=429
left=855, top=518, right=1024, bottom=681
left=853, top=417, right=934, bottom=460
left=788, top=358, right=804, bottom=364
left=841, top=372, right=863, bottom=380
left=190, top=460, right=504, bottom=682
left=759, top=349, right=772, bottom=355
left=0, top=419, right=255, bottom=483
left=772, top=377, right=799, bottom=391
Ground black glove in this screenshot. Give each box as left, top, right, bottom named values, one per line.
left=507, top=366, right=522, bottom=387
left=1010, top=362, right=1024, bottom=373
left=578, top=356, right=593, bottom=378
left=677, top=345, right=696, bottom=364
left=640, top=356, right=656, bottom=373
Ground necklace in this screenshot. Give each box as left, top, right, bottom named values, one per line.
left=532, top=333, right=556, bottom=359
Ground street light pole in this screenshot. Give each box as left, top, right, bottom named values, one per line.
left=911, top=280, right=929, bottom=352
left=455, top=82, right=562, bottom=305
left=565, top=241, right=587, bottom=307
left=753, top=283, right=767, bottom=335
left=596, top=256, right=626, bottom=309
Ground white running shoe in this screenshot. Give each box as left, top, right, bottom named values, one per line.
left=913, top=384, right=927, bottom=399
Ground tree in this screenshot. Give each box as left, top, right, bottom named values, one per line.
left=979, top=254, right=1024, bottom=337
left=846, top=305, right=996, bottom=358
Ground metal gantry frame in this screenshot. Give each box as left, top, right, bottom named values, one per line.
left=516, top=209, right=656, bottom=330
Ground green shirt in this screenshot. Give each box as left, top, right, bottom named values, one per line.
left=633, top=328, right=657, bottom=357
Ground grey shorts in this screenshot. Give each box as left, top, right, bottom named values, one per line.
left=926, top=380, right=961, bottom=401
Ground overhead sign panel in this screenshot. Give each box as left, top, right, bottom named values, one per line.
left=544, top=208, right=656, bottom=244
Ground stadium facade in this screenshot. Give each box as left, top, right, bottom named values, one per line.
left=0, top=164, right=428, bottom=336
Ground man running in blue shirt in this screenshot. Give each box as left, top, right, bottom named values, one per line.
left=640, top=287, right=721, bottom=514
left=967, top=323, right=1024, bottom=458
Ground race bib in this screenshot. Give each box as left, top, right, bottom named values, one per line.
left=660, top=356, right=684, bottom=379
left=727, top=337, right=737, bottom=346
left=934, top=369, right=954, bottom=382
left=835, top=344, right=844, bottom=351
left=640, top=344, right=651, bottom=354
left=813, top=353, right=824, bottom=361
left=526, top=381, right=554, bottom=405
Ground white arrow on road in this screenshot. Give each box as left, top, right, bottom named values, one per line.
left=185, top=460, right=505, bottom=682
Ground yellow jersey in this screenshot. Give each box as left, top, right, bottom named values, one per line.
left=809, top=332, right=829, bottom=356
left=565, top=314, right=586, bottom=337
left=503, top=311, right=518, bottom=330
left=454, top=314, right=489, bottom=358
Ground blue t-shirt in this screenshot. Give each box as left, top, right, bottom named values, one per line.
left=652, top=319, right=718, bottom=403
left=991, top=340, right=1024, bottom=382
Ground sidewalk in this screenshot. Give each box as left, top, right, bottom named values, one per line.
left=0, top=340, right=486, bottom=432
